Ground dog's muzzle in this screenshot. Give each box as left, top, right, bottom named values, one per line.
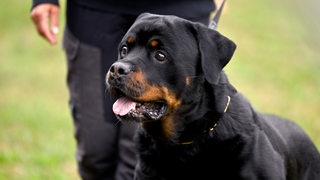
left=106, top=61, right=168, bottom=122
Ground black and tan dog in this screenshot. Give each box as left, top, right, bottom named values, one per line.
left=106, top=13, right=320, bottom=180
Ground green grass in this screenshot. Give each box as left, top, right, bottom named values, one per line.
left=220, top=0, right=320, bottom=146
left=0, top=0, right=319, bottom=179
left=0, top=1, right=79, bottom=179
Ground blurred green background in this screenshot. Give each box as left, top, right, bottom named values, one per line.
left=0, top=0, right=319, bottom=179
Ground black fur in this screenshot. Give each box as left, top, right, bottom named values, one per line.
left=106, top=13, right=320, bottom=180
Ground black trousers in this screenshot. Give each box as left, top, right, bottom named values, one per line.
left=63, top=1, right=211, bottom=180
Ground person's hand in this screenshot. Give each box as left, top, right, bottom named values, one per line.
left=31, top=4, right=60, bottom=45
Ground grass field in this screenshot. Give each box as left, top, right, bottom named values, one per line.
left=0, top=0, right=319, bottom=179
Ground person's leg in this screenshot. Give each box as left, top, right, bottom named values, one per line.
left=63, top=2, right=138, bottom=180
left=114, top=123, right=138, bottom=180
left=63, top=26, right=119, bottom=179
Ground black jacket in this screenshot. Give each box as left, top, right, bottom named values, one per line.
left=32, top=0, right=215, bottom=19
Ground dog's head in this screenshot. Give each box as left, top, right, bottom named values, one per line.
left=106, top=13, right=236, bottom=133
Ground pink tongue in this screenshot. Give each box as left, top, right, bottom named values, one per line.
left=113, top=97, right=137, bottom=116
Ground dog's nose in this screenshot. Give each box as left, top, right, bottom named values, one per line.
left=109, top=62, right=132, bottom=78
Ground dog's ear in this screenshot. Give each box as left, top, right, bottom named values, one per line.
left=195, top=24, right=236, bottom=84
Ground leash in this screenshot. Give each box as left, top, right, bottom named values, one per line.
left=208, top=0, right=226, bottom=30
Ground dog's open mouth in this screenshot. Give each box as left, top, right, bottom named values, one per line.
left=112, top=96, right=167, bottom=122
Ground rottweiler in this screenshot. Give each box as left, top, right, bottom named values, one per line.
left=106, top=13, right=320, bottom=180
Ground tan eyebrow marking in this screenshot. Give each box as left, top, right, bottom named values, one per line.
left=127, top=37, right=134, bottom=44
left=149, top=39, right=159, bottom=47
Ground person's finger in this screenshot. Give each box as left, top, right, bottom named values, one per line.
left=39, top=12, right=57, bottom=44
left=30, top=5, right=58, bottom=45
left=49, top=6, right=60, bottom=36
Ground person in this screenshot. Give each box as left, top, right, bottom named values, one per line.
left=30, top=0, right=216, bottom=179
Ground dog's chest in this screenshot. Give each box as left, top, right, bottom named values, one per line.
left=139, top=140, right=241, bottom=179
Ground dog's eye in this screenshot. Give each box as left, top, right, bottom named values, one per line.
left=120, top=46, right=128, bottom=58
left=155, top=51, right=167, bottom=61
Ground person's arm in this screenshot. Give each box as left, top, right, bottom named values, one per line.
left=30, top=0, right=60, bottom=45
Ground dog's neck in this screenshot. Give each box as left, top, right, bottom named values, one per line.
left=177, top=94, right=232, bottom=145
left=175, top=72, right=238, bottom=145
left=140, top=72, right=237, bottom=145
